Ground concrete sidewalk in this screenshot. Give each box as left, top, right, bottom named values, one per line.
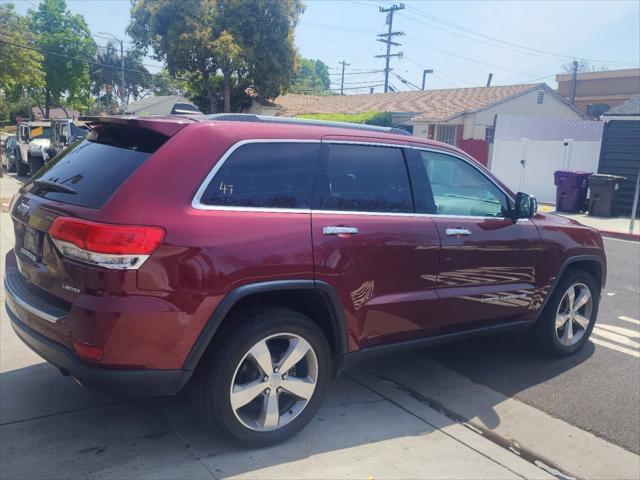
left=538, top=202, right=639, bottom=240
left=556, top=212, right=640, bottom=240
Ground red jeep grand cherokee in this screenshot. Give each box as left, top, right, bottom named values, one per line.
left=5, top=115, right=606, bottom=446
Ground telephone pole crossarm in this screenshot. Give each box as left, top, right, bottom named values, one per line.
left=377, top=3, right=405, bottom=93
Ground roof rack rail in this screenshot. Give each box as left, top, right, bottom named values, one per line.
left=205, top=113, right=412, bottom=136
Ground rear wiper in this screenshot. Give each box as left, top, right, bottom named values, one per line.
left=32, top=179, right=77, bottom=195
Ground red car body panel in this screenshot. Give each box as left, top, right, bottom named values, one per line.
left=311, top=212, right=440, bottom=350
left=5, top=117, right=607, bottom=389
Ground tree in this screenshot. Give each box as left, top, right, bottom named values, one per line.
left=0, top=3, right=44, bottom=94
left=152, top=68, right=189, bottom=96
left=561, top=59, right=609, bottom=74
left=91, top=40, right=152, bottom=109
left=28, top=0, right=96, bottom=117
left=211, top=31, right=242, bottom=113
left=128, top=0, right=303, bottom=113
left=290, top=58, right=331, bottom=94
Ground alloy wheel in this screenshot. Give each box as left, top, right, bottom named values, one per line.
left=229, top=332, right=318, bottom=432
left=555, top=282, right=593, bottom=346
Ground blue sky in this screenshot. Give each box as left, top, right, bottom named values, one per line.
left=12, top=0, right=640, bottom=93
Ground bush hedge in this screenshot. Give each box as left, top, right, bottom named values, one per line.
left=297, top=111, right=392, bottom=127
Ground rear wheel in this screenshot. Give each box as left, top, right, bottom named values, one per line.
left=191, top=309, right=331, bottom=447
left=534, top=269, right=600, bottom=356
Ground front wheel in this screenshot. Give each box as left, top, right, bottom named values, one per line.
left=28, top=154, right=44, bottom=176
left=191, top=309, right=331, bottom=447
left=16, top=152, right=28, bottom=176
left=534, top=269, right=600, bottom=356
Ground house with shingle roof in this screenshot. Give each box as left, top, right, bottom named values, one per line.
left=602, top=94, right=640, bottom=121
left=250, top=83, right=587, bottom=166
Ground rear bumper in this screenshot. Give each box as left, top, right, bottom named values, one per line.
left=5, top=295, right=192, bottom=397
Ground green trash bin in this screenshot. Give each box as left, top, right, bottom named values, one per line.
left=588, top=174, right=626, bottom=217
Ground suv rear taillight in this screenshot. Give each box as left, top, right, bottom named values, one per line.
left=49, top=217, right=165, bottom=270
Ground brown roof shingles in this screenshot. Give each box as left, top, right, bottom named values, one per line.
left=274, top=84, right=540, bottom=122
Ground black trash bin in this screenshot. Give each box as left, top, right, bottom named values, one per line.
left=554, top=170, right=592, bottom=213
left=588, top=174, right=626, bottom=217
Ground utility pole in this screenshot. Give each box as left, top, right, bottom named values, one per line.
left=422, top=69, right=433, bottom=90
left=486, top=73, right=493, bottom=87
left=570, top=60, right=578, bottom=105
left=339, top=60, right=350, bottom=95
left=99, top=31, right=126, bottom=112
left=375, top=4, right=405, bottom=93
left=120, top=39, right=125, bottom=109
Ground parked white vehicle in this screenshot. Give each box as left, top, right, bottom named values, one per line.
left=16, top=121, right=51, bottom=177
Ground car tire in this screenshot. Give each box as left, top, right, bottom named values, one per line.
left=16, top=152, right=28, bottom=176
left=191, top=308, right=332, bottom=447
left=28, top=154, right=44, bottom=176
left=533, top=269, right=600, bottom=356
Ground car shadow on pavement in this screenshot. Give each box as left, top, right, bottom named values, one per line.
left=0, top=331, right=594, bottom=479
left=420, top=330, right=596, bottom=404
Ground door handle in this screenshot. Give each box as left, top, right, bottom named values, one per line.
left=323, top=226, right=359, bottom=235
left=446, top=228, right=472, bottom=237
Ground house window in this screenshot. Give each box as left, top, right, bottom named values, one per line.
left=537, top=91, right=544, bottom=104
left=485, top=126, right=495, bottom=143
left=436, top=124, right=456, bottom=145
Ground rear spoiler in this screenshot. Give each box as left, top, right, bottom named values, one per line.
left=79, top=115, right=196, bottom=137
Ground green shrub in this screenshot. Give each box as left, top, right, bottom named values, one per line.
left=297, top=111, right=392, bottom=127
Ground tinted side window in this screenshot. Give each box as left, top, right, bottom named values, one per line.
left=419, top=151, right=508, bottom=217
left=200, top=143, right=318, bottom=209
left=318, top=144, right=413, bottom=213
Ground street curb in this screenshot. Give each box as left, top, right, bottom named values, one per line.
left=599, top=229, right=640, bottom=242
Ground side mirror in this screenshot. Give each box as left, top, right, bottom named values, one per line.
left=513, top=192, right=537, bottom=220
left=60, top=134, right=69, bottom=145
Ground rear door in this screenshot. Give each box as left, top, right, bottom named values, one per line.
left=413, top=148, right=542, bottom=329
left=311, top=141, right=440, bottom=351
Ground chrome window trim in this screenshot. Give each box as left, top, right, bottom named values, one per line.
left=312, top=209, right=427, bottom=218
left=191, top=138, right=521, bottom=221
left=313, top=210, right=524, bottom=221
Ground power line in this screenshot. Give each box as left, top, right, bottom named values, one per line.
left=339, top=79, right=385, bottom=85
left=404, top=4, right=638, bottom=66
left=390, top=71, right=420, bottom=90
left=399, top=12, right=566, bottom=63
left=432, top=73, right=460, bottom=89
left=0, top=36, right=188, bottom=82
left=327, top=70, right=384, bottom=76
left=290, top=84, right=385, bottom=94
left=404, top=34, right=535, bottom=77
left=404, top=56, right=475, bottom=87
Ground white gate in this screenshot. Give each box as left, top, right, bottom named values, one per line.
left=489, top=115, right=603, bottom=203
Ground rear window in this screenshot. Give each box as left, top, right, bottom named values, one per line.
left=25, top=124, right=168, bottom=209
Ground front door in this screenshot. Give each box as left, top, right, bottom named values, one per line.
left=415, top=149, right=542, bottom=331
left=311, top=142, right=440, bottom=351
